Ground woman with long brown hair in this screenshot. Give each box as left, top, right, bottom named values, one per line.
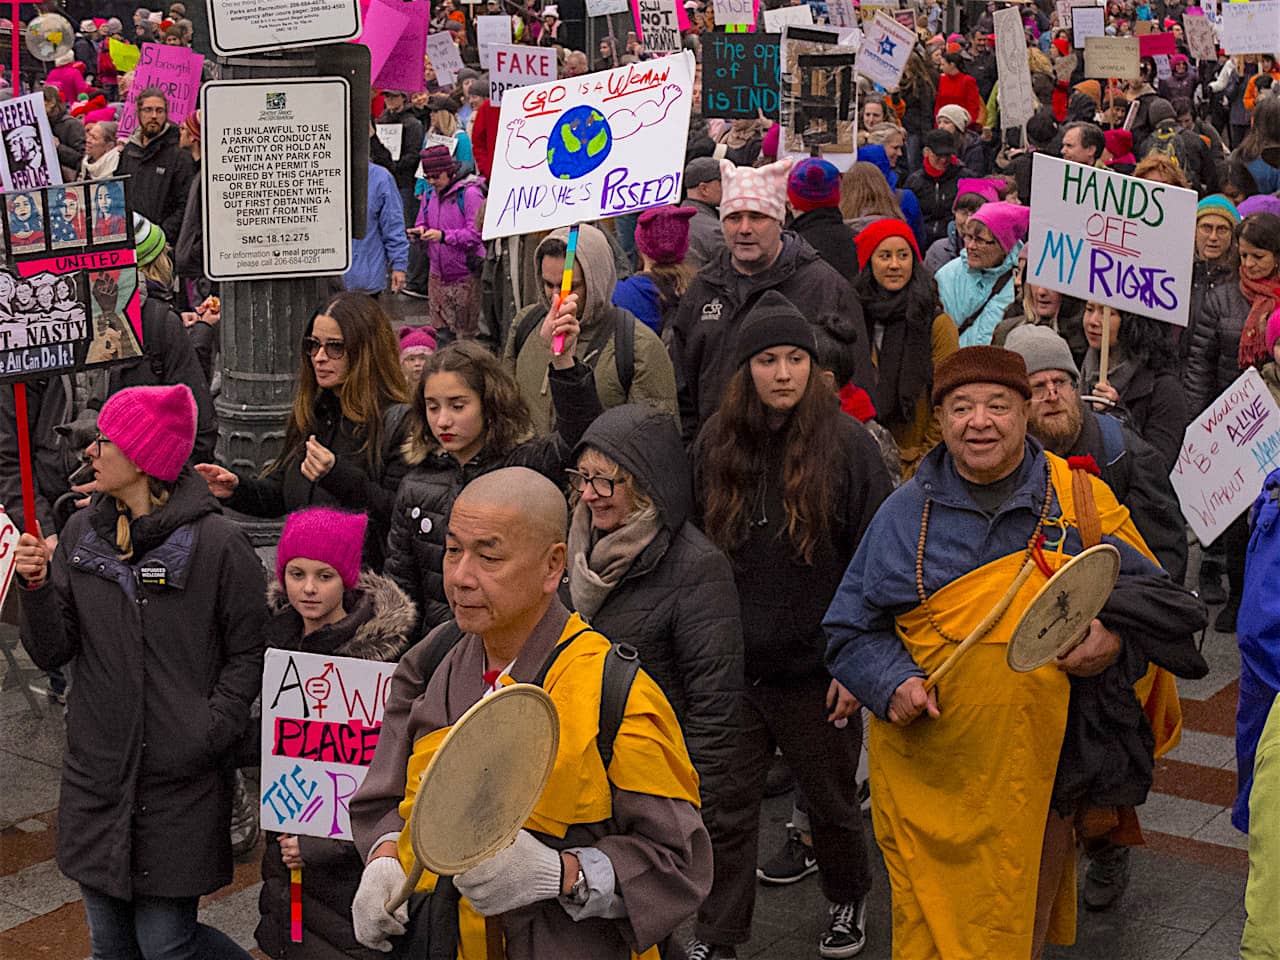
left=195, top=292, right=411, bottom=568
left=688, top=292, right=892, bottom=960
left=838, top=160, right=903, bottom=225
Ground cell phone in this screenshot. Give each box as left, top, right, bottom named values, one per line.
left=68, top=460, right=95, bottom=486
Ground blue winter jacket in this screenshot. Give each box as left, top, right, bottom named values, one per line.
left=344, top=163, right=409, bottom=294
left=611, top=274, right=662, bottom=333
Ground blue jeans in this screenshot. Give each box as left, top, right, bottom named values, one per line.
left=80, top=886, right=252, bottom=960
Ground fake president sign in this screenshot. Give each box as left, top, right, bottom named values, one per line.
left=260, top=649, right=398, bottom=841
left=1026, top=153, right=1196, bottom=326
left=481, top=52, right=695, bottom=240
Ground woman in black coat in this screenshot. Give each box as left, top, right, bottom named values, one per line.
left=195, top=293, right=411, bottom=570
left=15, top=384, right=266, bottom=960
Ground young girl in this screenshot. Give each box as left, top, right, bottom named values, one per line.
left=14, top=384, right=266, bottom=960
left=385, top=291, right=600, bottom=633
left=398, top=324, right=437, bottom=386
left=254, top=507, right=416, bottom=960
left=688, top=293, right=893, bottom=960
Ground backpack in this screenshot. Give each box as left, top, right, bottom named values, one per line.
left=450, top=185, right=486, bottom=274
left=1144, top=122, right=1190, bottom=177
left=511, top=304, right=636, bottom=398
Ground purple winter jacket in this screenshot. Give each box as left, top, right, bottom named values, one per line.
left=415, top=177, right=484, bottom=283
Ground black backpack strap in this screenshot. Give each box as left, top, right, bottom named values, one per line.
left=614, top=312, right=636, bottom=398
left=597, top=642, right=640, bottom=770
left=418, top=619, right=466, bottom=686
left=956, top=268, right=1014, bottom=337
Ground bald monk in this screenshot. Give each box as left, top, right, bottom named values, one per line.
left=350, top=467, right=712, bottom=959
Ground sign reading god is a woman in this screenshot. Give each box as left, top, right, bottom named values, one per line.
left=1026, top=153, right=1196, bottom=326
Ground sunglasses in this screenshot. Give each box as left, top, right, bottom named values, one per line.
left=302, top=336, right=347, bottom=360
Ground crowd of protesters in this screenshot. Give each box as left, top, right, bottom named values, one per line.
left=4, top=0, right=1280, bottom=957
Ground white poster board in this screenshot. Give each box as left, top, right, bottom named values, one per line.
left=1084, top=35, right=1140, bottom=78
left=637, top=0, right=684, bottom=51
left=1055, top=0, right=1073, bottom=28
left=828, top=0, right=858, bottom=28
left=425, top=131, right=459, bottom=155
left=490, top=44, right=558, bottom=105
left=855, top=13, right=915, bottom=89
left=426, top=32, right=465, bottom=86
left=1182, top=13, right=1217, bottom=61
left=201, top=78, right=351, bottom=281
left=476, top=15, right=513, bottom=69
left=482, top=52, right=695, bottom=240
left=0, top=93, right=62, bottom=191
left=1170, top=368, right=1280, bottom=545
left=1220, top=0, right=1280, bottom=54
left=587, top=0, right=630, bottom=13
left=206, top=0, right=362, bottom=55
left=375, top=123, right=403, bottom=161
left=1025, top=153, right=1195, bottom=327
left=259, top=650, right=399, bottom=841
left=994, top=6, right=1036, bottom=128
left=714, top=0, right=756, bottom=27
left=0, top=508, right=19, bottom=615
left=762, top=3, right=813, bottom=32
left=1071, top=5, right=1105, bottom=46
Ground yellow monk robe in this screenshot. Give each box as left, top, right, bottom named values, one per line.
left=870, top=453, right=1181, bottom=959
left=396, top=613, right=702, bottom=960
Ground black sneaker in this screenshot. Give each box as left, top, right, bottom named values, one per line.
left=757, top=825, right=817, bottom=885
left=1215, top=600, right=1239, bottom=634
left=1197, top=574, right=1227, bottom=606
left=686, top=940, right=736, bottom=960
left=764, top=751, right=794, bottom=798
left=1083, top=844, right=1130, bottom=911
left=820, top=899, right=867, bottom=958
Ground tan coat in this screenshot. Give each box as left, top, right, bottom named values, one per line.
left=888, top=313, right=959, bottom=479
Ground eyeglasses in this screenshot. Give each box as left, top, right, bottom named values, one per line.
left=90, top=434, right=114, bottom=457
left=1030, top=374, right=1076, bottom=399
left=565, top=469, right=626, bottom=497
left=963, top=231, right=999, bottom=248
left=302, top=336, right=347, bottom=360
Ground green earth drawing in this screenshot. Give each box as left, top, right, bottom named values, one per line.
left=546, top=105, right=612, bottom=180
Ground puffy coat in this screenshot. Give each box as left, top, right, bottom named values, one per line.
left=385, top=360, right=601, bottom=634
left=1083, top=358, right=1187, bottom=472
left=562, top=405, right=743, bottom=827
left=1183, top=272, right=1250, bottom=417
left=904, top=160, right=971, bottom=248
left=117, top=122, right=196, bottom=243
left=790, top=206, right=858, bottom=284
left=256, top=572, right=415, bottom=960
left=1182, top=256, right=1236, bottom=387
left=19, top=471, right=267, bottom=900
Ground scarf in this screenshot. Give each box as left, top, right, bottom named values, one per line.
left=923, top=154, right=948, bottom=178
left=864, top=280, right=933, bottom=425
left=1237, top=268, right=1280, bottom=370
left=566, top=500, right=662, bottom=620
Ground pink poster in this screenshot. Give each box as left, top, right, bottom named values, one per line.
left=1137, top=31, right=1177, bottom=56
left=118, top=44, right=204, bottom=141
left=358, top=0, right=429, bottom=91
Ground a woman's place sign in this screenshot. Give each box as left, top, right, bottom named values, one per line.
left=1025, top=153, right=1196, bottom=327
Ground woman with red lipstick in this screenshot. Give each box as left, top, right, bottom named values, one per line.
left=385, top=292, right=602, bottom=635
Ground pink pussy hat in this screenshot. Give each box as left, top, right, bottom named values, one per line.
left=96, top=384, right=197, bottom=482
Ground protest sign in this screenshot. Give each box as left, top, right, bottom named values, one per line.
left=0, top=508, right=18, bottom=613
left=482, top=52, right=696, bottom=240
left=714, top=0, right=756, bottom=27
left=587, top=0, right=629, bottom=14
left=780, top=26, right=857, bottom=169
left=375, top=123, right=403, bottom=161
left=356, top=0, right=410, bottom=80
left=208, top=0, right=362, bottom=54
left=0, top=269, right=90, bottom=382
left=1134, top=18, right=1156, bottom=33
left=995, top=6, right=1036, bottom=128
left=763, top=4, right=813, bottom=31
left=828, top=0, right=858, bottom=28
left=859, top=3, right=894, bottom=23
left=1137, top=31, right=1176, bottom=55
left=893, top=8, right=917, bottom=28
left=202, top=79, right=351, bottom=281
left=1154, top=53, right=1171, bottom=80
left=362, top=0, right=429, bottom=91
left=635, top=0, right=684, bottom=51
left=118, top=44, right=204, bottom=141
left=259, top=649, right=399, bottom=841
left=490, top=44, right=558, bottom=105
left=424, top=131, right=458, bottom=155
left=1221, top=0, right=1280, bottom=54
left=426, top=32, right=464, bottom=86
left=1026, top=153, right=1196, bottom=327
left=1084, top=35, right=1140, bottom=77
left=1170, top=368, right=1280, bottom=544
left=1055, top=0, right=1073, bottom=28
left=1070, top=4, right=1105, bottom=45
left=702, top=32, right=780, bottom=118
left=0, top=94, right=61, bottom=192
left=855, top=13, right=914, bottom=89
left=477, top=15, right=512, bottom=69
left=1182, top=12, right=1217, bottom=60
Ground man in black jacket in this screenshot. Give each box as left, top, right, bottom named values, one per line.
left=116, top=87, right=195, bottom=244
left=376, top=90, right=425, bottom=223
left=903, top=129, right=971, bottom=248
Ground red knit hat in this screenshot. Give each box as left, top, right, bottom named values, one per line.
left=854, top=218, right=922, bottom=271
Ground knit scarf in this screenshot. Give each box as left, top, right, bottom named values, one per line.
left=923, top=155, right=948, bottom=178
left=566, top=500, right=662, bottom=620
left=1237, top=269, right=1280, bottom=370
left=864, top=282, right=933, bottom=425
left=80, top=148, right=120, bottom=181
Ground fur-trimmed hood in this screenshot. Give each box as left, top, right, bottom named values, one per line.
left=265, top=571, right=418, bottom=663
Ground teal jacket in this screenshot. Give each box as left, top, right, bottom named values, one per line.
left=935, top=242, right=1021, bottom=348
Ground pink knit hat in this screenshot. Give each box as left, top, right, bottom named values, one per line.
left=635, top=205, right=696, bottom=265
left=399, top=325, right=437, bottom=358
left=1266, top=307, right=1280, bottom=354
left=96, top=384, right=197, bottom=482
left=719, top=156, right=794, bottom=223
left=969, top=201, right=1030, bottom=254
left=276, top=508, right=368, bottom=590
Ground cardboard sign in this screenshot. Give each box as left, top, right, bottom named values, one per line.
left=0, top=508, right=18, bottom=613
left=635, top=0, right=683, bottom=52
left=482, top=52, right=696, bottom=240
left=259, top=649, right=399, bottom=841
left=1134, top=18, right=1156, bottom=33
left=702, top=32, right=780, bottom=119
left=1026, top=153, right=1196, bottom=327
left=375, top=123, right=403, bottom=161
left=1221, top=0, right=1280, bottom=54
left=1071, top=4, right=1105, bottom=46
left=855, top=13, right=914, bottom=89
left=0, top=94, right=61, bottom=191
left=1171, top=368, right=1280, bottom=544
left=762, top=4, right=813, bottom=32
left=714, top=0, right=756, bottom=27
left=587, top=0, right=630, bottom=14
left=1084, top=35, right=1140, bottom=77
left=207, top=0, right=362, bottom=55
left=1137, top=31, right=1177, bottom=55
left=1183, top=13, right=1217, bottom=61
left=202, top=79, right=352, bottom=281
left=995, top=6, right=1036, bottom=128
left=490, top=44, right=558, bottom=105
left=828, top=0, right=858, bottom=28
left=426, top=31, right=465, bottom=86
left=118, top=44, right=204, bottom=142
left=780, top=26, right=857, bottom=169
left=476, top=15, right=512, bottom=69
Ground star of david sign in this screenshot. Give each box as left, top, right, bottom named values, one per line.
left=877, top=35, right=897, bottom=57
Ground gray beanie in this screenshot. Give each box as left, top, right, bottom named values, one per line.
left=1004, top=324, right=1079, bottom=379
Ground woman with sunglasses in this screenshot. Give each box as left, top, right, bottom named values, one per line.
left=385, top=291, right=600, bottom=634
left=195, top=292, right=410, bottom=569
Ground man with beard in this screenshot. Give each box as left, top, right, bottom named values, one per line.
left=116, top=87, right=194, bottom=243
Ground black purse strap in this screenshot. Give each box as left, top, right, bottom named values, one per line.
left=956, top=268, right=1014, bottom=337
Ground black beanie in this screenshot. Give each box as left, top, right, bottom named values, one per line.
left=734, top=291, right=817, bottom=367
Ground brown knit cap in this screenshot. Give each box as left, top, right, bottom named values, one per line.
left=931, top=346, right=1032, bottom=406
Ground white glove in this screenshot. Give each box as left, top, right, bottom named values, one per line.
left=454, top=830, right=564, bottom=916
left=352, top=856, right=410, bottom=952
